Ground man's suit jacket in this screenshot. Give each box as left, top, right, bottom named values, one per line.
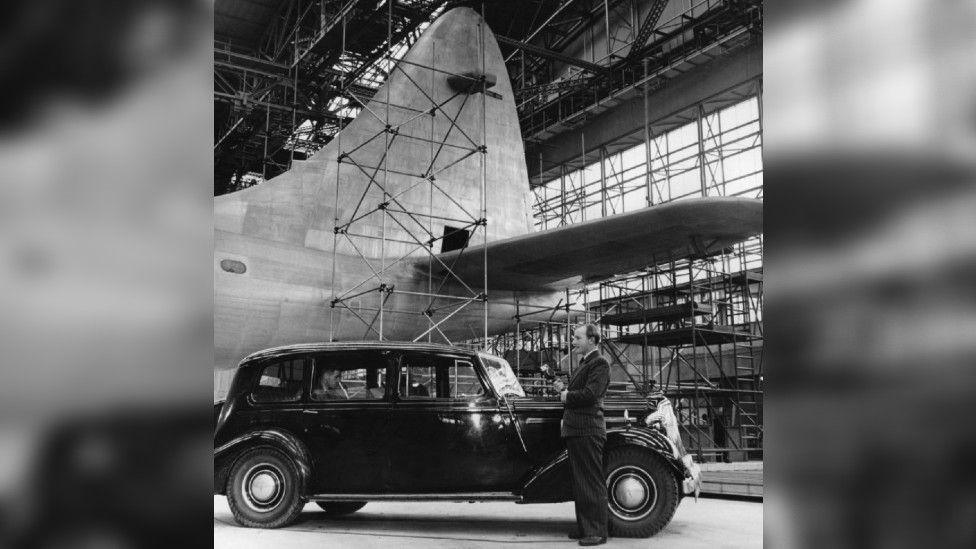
left=560, top=350, right=610, bottom=438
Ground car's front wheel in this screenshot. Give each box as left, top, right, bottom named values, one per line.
left=315, top=501, right=367, bottom=516
left=604, top=446, right=680, bottom=538
left=226, top=447, right=305, bottom=528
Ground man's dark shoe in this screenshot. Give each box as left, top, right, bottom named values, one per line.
left=567, top=531, right=582, bottom=540
left=578, top=536, right=607, bottom=546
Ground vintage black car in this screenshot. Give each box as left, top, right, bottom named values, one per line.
left=214, top=342, right=698, bottom=537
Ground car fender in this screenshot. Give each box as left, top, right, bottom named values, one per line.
left=518, top=426, right=684, bottom=503
left=605, top=426, right=686, bottom=478
left=213, top=428, right=312, bottom=495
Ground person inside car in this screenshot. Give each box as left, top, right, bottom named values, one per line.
left=313, top=369, right=348, bottom=400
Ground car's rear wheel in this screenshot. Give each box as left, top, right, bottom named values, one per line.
left=604, top=446, right=680, bottom=538
left=226, top=447, right=304, bottom=528
left=315, top=501, right=367, bottom=516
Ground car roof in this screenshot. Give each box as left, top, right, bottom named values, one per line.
left=239, top=341, right=488, bottom=366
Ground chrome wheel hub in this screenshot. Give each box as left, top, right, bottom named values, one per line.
left=614, top=476, right=647, bottom=509
left=242, top=464, right=285, bottom=512
left=607, top=465, right=658, bottom=521
left=250, top=472, right=278, bottom=502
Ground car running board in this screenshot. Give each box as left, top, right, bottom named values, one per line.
left=309, top=493, right=523, bottom=502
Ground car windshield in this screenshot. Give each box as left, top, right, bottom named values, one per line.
left=480, top=355, right=526, bottom=398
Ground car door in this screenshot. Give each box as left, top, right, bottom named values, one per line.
left=385, top=351, right=517, bottom=493
left=300, top=349, right=394, bottom=494
left=512, top=399, right=565, bottom=465
left=230, top=355, right=309, bottom=445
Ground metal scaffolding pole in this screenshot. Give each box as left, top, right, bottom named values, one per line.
left=328, top=13, right=347, bottom=343
left=580, top=133, right=587, bottom=221
left=480, top=2, right=489, bottom=348
left=560, top=164, right=568, bottom=225
left=599, top=147, right=607, bottom=217
left=379, top=0, right=393, bottom=340
left=696, top=103, right=707, bottom=197
left=643, top=58, right=653, bottom=206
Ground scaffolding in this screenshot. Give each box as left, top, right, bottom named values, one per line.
left=595, top=237, right=763, bottom=461
left=531, top=78, right=764, bottom=230
left=463, top=285, right=652, bottom=399
left=304, top=7, right=763, bottom=461
left=461, top=288, right=591, bottom=393
left=507, top=68, right=764, bottom=458
left=463, top=72, right=764, bottom=430
left=327, top=5, right=493, bottom=347
left=214, top=1, right=443, bottom=194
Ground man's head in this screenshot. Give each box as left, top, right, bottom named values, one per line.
left=572, top=323, right=601, bottom=355
left=319, top=369, right=342, bottom=389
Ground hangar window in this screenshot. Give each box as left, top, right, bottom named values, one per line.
left=251, top=358, right=306, bottom=403
left=220, top=259, right=246, bottom=274
left=440, top=226, right=470, bottom=253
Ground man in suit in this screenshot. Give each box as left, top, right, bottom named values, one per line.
left=553, top=324, right=610, bottom=546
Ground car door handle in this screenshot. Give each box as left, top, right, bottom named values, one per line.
left=302, top=409, right=318, bottom=415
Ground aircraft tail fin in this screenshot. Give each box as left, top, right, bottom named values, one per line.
left=215, top=7, right=533, bottom=260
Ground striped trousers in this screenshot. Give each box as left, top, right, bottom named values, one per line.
left=565, top=435, right=608, bottom=537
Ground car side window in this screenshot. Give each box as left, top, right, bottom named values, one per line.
left=398, top=364, right=436, bottom=399
left=398, top=354, right=485, bottom=399
left=449, top=360, right=484, bottom=398
left=311, top=352, right=387, bottom=401
left=251, top=358, right=306, bottom=403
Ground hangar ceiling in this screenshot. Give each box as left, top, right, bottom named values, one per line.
left=214, top=0, right=762, bottom=195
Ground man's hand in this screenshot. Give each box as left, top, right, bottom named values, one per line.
left=560, top=390, right=568, bottom=403
left=552, top=379, right=565, bottom=392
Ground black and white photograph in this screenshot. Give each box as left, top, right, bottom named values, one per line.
left=0, top=0, right=974, bottom=548
left=213, top=1, right=762, bottom=546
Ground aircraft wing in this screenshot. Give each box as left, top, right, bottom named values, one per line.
left=433, top=197, right=762, bottom=291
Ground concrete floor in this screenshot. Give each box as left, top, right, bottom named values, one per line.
left=214, top=496, right=761, bottom=548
